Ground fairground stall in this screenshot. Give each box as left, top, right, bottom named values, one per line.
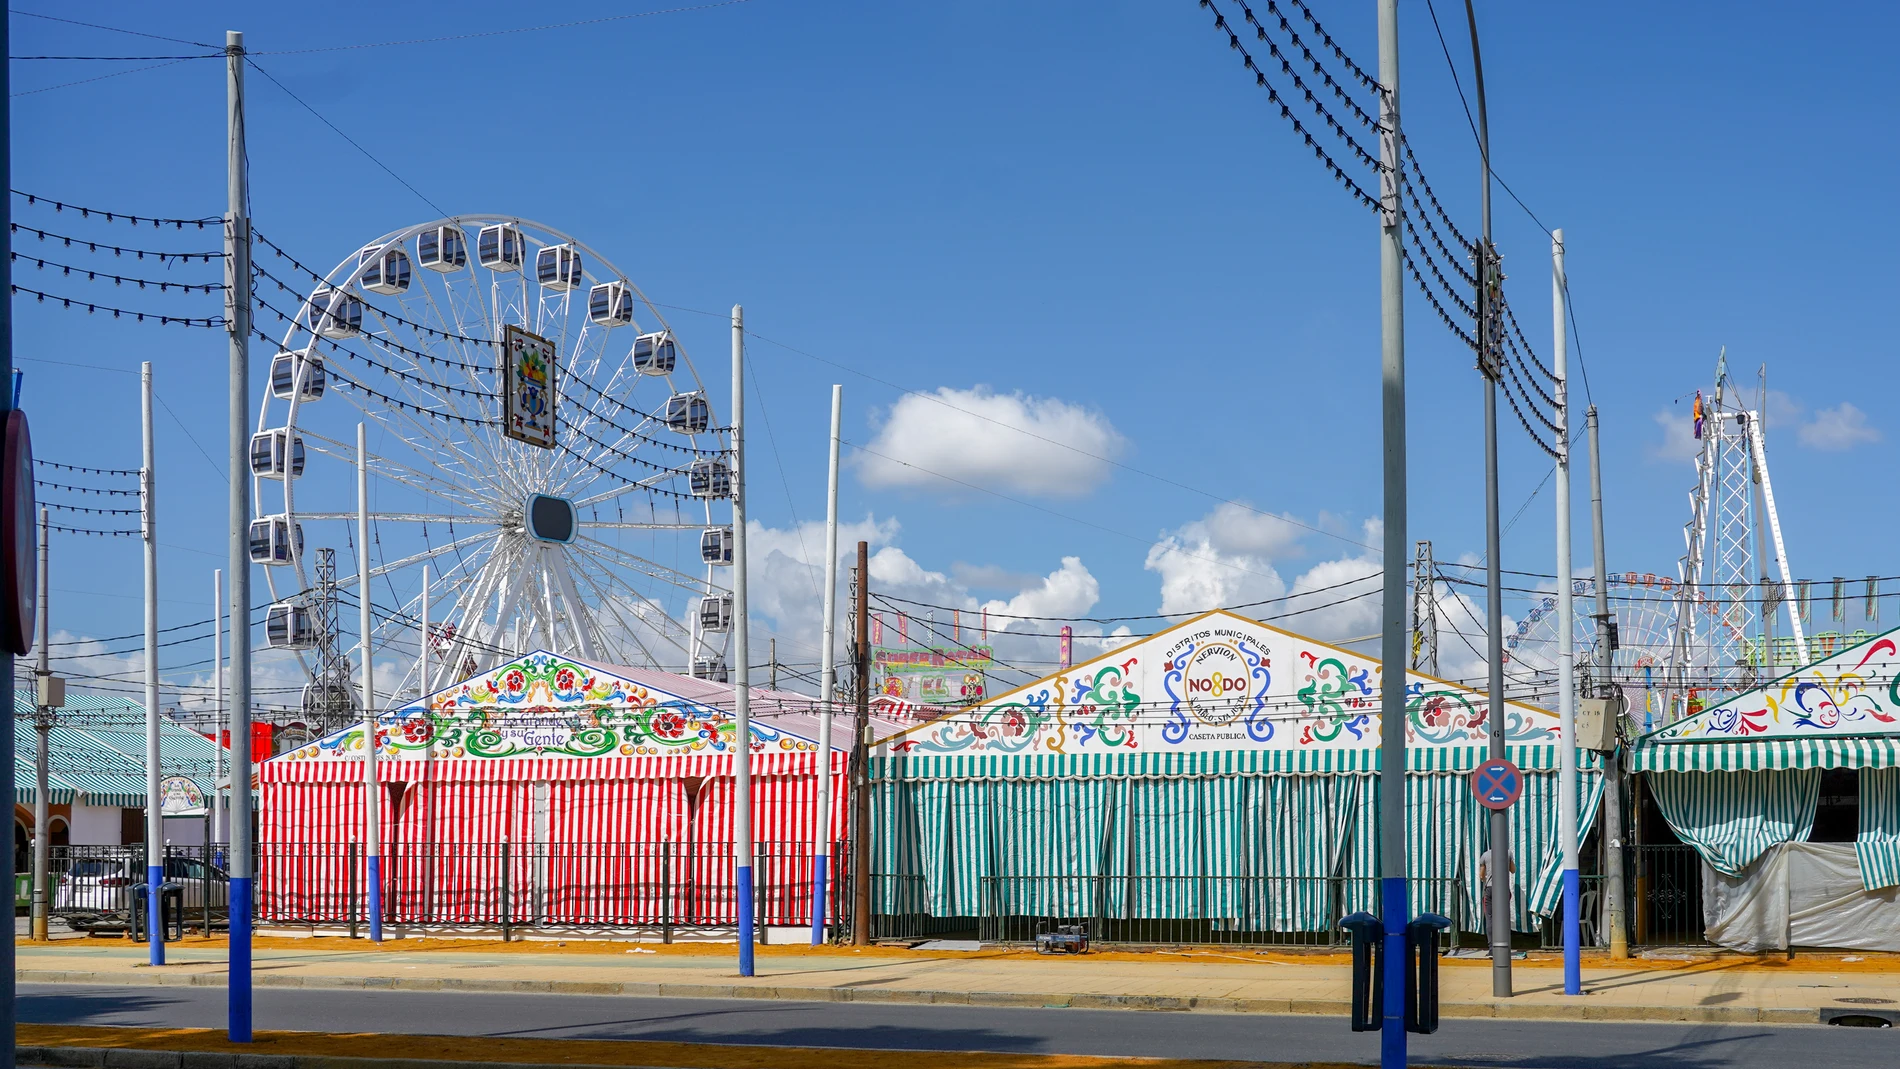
left=258, top=651, right=890, bottom=937
left=1630, top=625, right=1900, bottom=952
left=868, top=609, right=1598, bottom=946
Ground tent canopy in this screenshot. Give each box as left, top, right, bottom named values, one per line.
left=13, top=691, right=222, bottom=807
left=267, top=650, right=903, bottom=778
left=1631, top=625, right=1900, bottom=772
left=872, top=609, right=1583, bottom=778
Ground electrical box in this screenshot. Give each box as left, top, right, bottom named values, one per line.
left=1576, top=696, right=1621, bottom=751
left=36, top=673, right=65, bottom=709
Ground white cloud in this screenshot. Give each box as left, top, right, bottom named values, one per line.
left=1797, top=402, right=1881, bottom=451
left=1144, top=506, right=1383, bottom=644
left=853, top=386, right=1126, bottom=497
left=1649, top=407, right=1701, bottom=463
left=980, top=556, right=1100, bottom=621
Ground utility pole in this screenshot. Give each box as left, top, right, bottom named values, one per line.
left=224, top=27, right=256, bottom=1044
left=142, top=362, right=165, bottom=968
left=851, top=540, right=871, bottom=946
left=358, top=423, right=382, bottom=942
left=769, top=638, right=777, bottom=690
left=419, top=564, right=430, bottom=697
left=1464, top=0, right=1512, bottom=999
left=812, top=384, right=842, bottom=945
left=1374, top=1, right=1410, bottom=1060
left=730, top=305, right=755, bottom=977
left=32, top=508, right=51, bottom=942
left=1, top=9, right=17, bottom=1056
left=1552, top=231, right=1580, bottom=994
left=1587, top=406, right=1628, bottom=959
left=213, top=570, right=225, bottom=847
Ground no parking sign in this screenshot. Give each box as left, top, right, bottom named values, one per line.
left=1470, top=758, right=1522, bottom=810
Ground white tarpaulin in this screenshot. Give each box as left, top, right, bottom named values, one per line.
left=1703, top=842, right=1900, bottom=953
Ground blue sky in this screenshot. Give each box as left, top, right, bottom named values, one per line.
left=11, top=1, right=1896, bottom=704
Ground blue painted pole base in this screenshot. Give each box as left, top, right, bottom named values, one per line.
left=367, top=854, right=384, bottom=943
left=1380, top=876, right=1406, bottom=1068
left=148, top=863, right=166, bottom=966
left=737, top=864, right=755, bottom=977
left=229, top=875, right=253, bottom=1042
left=1562, top=867, right=1581, bottom=995
left=810, top=854, right=828, bottom=946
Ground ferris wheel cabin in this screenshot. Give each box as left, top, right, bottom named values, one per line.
left=700, top=526, right=734, bottom=565
left=304, top=286, right=364, bottom=339
left=416, top=226, right=467, bottom=272
left=478, top=223, right=525, bottom=272
left=634, top=331, right=677, bottom=375
left=698, top=594, right=734, bottom=633
left=248, top=514, right=305, bottom=566
left=264, top=603, right=319, bottom=650
left=269, top=349, right=326, bottom=402
left=691, top=659, right=729, bottom=683
left=358, top=244, right=412, bottom=295
left=535, top=244, right=583, bottom=291
left=589, top=281, right=635, bottom=326
left=689, top=459, right=731, bottom=498
left=249, top=428, right=306, bottom=480
left=664, top=392, right=710, bottom=434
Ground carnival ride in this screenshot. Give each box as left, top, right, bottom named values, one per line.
left=250, top=217, right=733, bottom=734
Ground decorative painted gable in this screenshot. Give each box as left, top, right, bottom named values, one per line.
left=1646, top=627, right=1900, bottom=742
left=273, top=650, right=821, bottom=765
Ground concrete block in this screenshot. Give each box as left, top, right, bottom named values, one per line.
left=17, top=1046, right=106, bottom=1068
left=179, top=1052, right=238, bottom=1069
left=102, top=1050, right=182, bottom=1069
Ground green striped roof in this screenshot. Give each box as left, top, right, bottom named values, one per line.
left=1630, top=736, right=1900, bottom=773
left=13, top=692, right=222, bottom=807
left=873, top=743, right=1596, bottom=782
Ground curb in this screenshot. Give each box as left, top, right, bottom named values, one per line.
left=16, top=969, right=1824, bottom=1025
left=19, top=1049, right=685, bottom=1069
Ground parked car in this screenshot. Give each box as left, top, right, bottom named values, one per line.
left=57, top=855, right=229, bottom=933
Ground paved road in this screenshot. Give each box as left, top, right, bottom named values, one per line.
left=20, top=982, right=1898, bottom=1067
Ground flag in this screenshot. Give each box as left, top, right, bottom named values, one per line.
left=1692, top=391, right=1705, bottom=439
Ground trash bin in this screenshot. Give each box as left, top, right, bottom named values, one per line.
left=131, top=882, right=186, bottom=942
left=1405, top=912, right=1453, bottom=1035
left=1338, top=911, right=1384, bottom=1032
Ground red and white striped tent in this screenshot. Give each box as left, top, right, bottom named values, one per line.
left=258, top=650, right=893, bottom=929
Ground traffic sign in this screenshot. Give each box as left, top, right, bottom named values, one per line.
left=1470, top=758, right=1522, bottom=810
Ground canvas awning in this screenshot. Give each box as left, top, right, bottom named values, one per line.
left=1631, top=736, right=1900, bottom=773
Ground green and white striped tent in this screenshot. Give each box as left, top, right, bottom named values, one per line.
left=1630, top=626, right=1900, bottom=890
left=12, top=691, right=223, bottom=808
left=869, top=610, right=1598, bottom=934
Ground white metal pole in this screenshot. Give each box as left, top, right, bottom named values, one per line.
left=213, top=569, right=225, bottom=848
left=142, top=361, right=165, bottom=966
left=811, top=383, right=842, bottom=944
left=357, top=422, right=382, bottom=941
left=32, top=508, right=49, bottom=942
left=1375, top=1, right=1408, bottom=1062
left=224, top=27, right=256, bottom=1043
left=420, top=564, right=430, bottom=697
left=1552, top=229, right=1580, bottom=994
left=731, top=305, right=755, bottom=976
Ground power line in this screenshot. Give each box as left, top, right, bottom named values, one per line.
left=8, top=10, right=218, bottom=49
left=244, top=57, right=449, bottom=217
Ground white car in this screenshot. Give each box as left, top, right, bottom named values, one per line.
left=57, top=855, right=230, bottom=932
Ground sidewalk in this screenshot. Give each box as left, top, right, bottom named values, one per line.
left=18, top=935, right=1900, bottom=1026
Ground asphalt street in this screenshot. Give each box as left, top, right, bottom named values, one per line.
left=20, top=982, right=1900, bottom=1068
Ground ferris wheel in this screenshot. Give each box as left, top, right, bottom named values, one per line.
left=1504, top=572, right=1685, bottom=732
left=248, top=216, right=735, bottom=706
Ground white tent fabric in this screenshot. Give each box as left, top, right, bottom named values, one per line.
left=1703, top=842, right=1900, bottom=953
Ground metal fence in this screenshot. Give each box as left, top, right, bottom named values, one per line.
left=43, top=844, right=236, bottom=935
left=256, top=839, right=849, bottom=937
left=1633, top=844, right=1709, bottom=946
